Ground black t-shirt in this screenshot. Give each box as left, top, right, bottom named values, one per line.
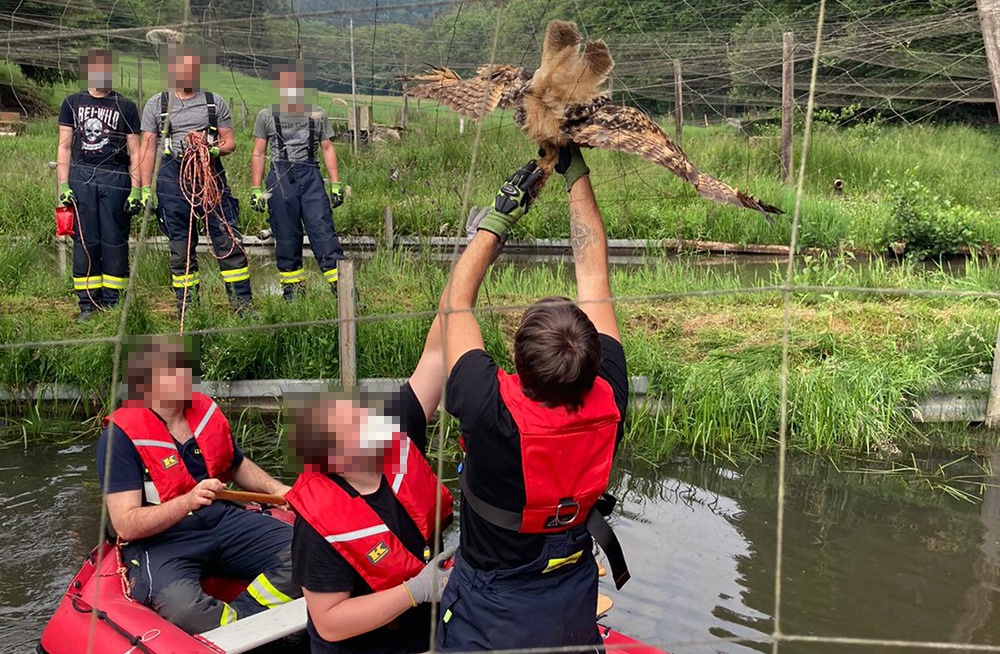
left=291, top=382, right=436, bottom=654
left=445, top=334, right=629, bottom=571
left=58, top=91, right=140, bottom=169
left=95, top=411, right=246, bottom=543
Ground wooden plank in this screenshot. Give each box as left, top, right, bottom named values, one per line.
left=383, top=206, right=394, bottom=249
left=199, top=597, right=307, bottom=653
left=597, top=594, right=614, bottom=617
left=977, top=0, right=1000, bottom=122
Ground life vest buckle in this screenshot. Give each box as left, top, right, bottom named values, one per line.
left=552, top=498, right=580, bottom=526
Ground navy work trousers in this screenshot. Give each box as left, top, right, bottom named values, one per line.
left=123, top=502, right=298, bottom=634
left=436, top=528, right=600, bottom=652
left=68, top=165, right=131, bottom=310
left=156, top=156, right=252, bottom=309
left=266, top=162, right=344, bottom=293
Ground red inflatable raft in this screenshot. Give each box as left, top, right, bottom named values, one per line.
left=39, top=539, right=668, bottom=654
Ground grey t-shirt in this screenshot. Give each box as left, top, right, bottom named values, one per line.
left=140, top=91, right=233, bottom=155
left=253, top=105, right=332, bottom=164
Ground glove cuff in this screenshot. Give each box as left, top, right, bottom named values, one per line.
left=477, top=208, right=514, bottom=241
left=401, top=581, right=419, bottom=607
left=563, top=162, right=590, bottom=192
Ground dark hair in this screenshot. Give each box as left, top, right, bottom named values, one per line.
left=124, top=336, right=193, bottom=400
left=513, top=297, right=602, bottom=411
left=80, top=49, right=112, bottom=71
left=270, top=61, right=304, bottom=82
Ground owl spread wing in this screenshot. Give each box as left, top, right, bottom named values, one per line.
left=404, top=65, right=530, bottom=120
left=561, top=99, right=783, bottom=217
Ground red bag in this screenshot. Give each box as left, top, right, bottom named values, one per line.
left=55, top=205, right=74, bottom=237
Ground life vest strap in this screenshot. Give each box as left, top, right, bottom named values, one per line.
left=461, top=472, right=630, bottom=589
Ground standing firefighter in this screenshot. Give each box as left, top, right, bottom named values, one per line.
left=56, top=49, right=142, bottom=320
left=250, top=62, right=345, bottom=300
left=139, top=47, right=252, bottom=317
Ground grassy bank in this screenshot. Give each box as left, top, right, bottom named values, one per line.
left=2, top=58, right=999, bottom=251
left=2, top=244, right=999, bottom=460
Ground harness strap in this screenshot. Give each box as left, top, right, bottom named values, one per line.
left=460, top=473, right=630, bottom=589
left=460, top=471, right=522, bottom=531
left=205, top=91, right=218, bottom=136
left=308, top=116, right=317, bottom=161
left=273, top=111, right=289, bottom=162
left=159, top=91, right=171, bottom=155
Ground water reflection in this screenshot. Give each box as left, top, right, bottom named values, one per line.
left=5, top=444, right=1000, bottom=653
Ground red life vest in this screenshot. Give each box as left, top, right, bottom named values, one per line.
left=286, top=435, right=454, bottom=592
left=461, top=369, right=620, bottom=533
left=105, top=392, right=234, bottom=504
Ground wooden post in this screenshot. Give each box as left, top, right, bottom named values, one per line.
left=781, top=31, right=795, bottom=183
left=459, top=117, right=465, bottom=135
left=977, top=0, right=1000, bottom=123
left=120, top=66, right=124, bottom=87
left=366, top=105, right=373, bottom=131
left=383, top=206, right=394, bottom=249
left=673, top=60, right=683, bottom=145
left=703, top=114, right=709, bottom=128
left=137, top=57, right=143, bottom=101
left=338, top=259, right=357, bottom=388
left=352, top=106, right=363, bottom=146
left=401, top=92, right=409, bottom=129
left=986, top=323, right=1000, bottom=428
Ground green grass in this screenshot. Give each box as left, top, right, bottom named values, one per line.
left=4, top=97, right=1000, bottom=250
left=3, top=245, right=1000, bottom=461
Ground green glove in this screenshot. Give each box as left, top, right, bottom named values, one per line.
left=249, top=186, right=267, bottom=213
left=58, top=181, right=75, bottom=206
left=208, top=145, right=221, bottom=158
left=125, top=188, right=143, bottom=217
left=327, top=181, right=344, bottom=209
left=140, top=186, right=153, bottom=210
left=477, top=161, right=545, bottom=241
left=554, top=144, right=590, bottom=192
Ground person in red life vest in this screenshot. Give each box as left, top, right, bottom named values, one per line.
left=435, top=148, right=631, bottom=651
left=96, top=337, right=301, bottom=634
left=285, top=310, right=456, bottom=654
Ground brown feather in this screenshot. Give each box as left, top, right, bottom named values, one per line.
left=562, top=99, right=783, bottom=217
left=404, top=65, right=528, bottom=120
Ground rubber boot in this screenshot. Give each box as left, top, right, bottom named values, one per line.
left=284, top=282, right=307, bottom=302
left=226, top=281, right=254, bottom=317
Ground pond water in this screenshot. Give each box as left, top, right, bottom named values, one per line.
left=2, top=443, right=998, bottom=653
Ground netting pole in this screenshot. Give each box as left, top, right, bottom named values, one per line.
left=338, top=259, right=357, bottom=388
left=673, top=59, right=683, bottom=145
left=985, top=323, right=1000, bottom=427
left=781, top=31, right=795, bottom=183
left=136, top=57, right=142, bottom=102
left=350, top=17, right=359, bottom=155
left=977, top=0, right=1000, bottom=123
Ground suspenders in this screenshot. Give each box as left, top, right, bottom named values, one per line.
left=272, top=110, right=317, bottom=163
left=159, top=91, right=219, bottom=156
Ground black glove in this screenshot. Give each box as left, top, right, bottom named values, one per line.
left=476, top=161, right=544, bottom=241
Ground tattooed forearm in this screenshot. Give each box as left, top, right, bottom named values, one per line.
left=569, top=207, right=599, bottom=262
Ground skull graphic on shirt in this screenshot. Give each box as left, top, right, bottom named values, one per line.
left=81, top=117, right=109, bottom=151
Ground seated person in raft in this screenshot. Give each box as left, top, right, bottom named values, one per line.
left=285, top=305, right=456, bottom=654
left=97, top=336, right=300, bottom=633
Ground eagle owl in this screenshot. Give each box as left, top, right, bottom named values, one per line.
left=405, top=20, right=781, bottom=217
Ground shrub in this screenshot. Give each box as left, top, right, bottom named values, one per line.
left=888, top=174, right=979, bottom=259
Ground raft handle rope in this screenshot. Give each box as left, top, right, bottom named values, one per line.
left=70, top=596, right=155, bottom=654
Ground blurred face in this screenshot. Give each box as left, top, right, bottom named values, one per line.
left=313, top=399, right=400, bottom=474
left=169, top=55, right=200, bottom=91
left=85, top=57, right=112, bottom=91
left=147, top=363, right=193, bottom=408
left=278, top=70, right=304, bottom=105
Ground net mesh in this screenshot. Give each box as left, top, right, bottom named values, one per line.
left=2, top=0, right=1000, bottom=651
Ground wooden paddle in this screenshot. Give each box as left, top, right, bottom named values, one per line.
left=216, top=489, right=288, bottom=506
left=596, top=594, right=614, bottom=617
